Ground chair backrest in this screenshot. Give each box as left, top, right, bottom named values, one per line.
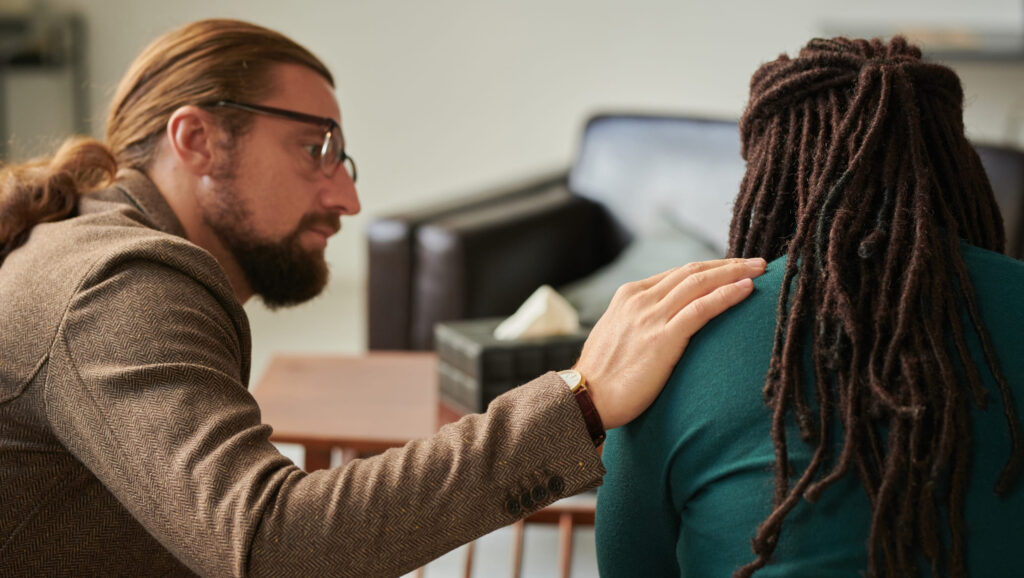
left=569, top=113, right=1024, bottom=259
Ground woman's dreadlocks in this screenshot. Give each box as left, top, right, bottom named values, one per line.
left=728, top=37, right=1023, bottom=577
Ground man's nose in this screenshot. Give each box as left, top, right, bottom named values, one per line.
left=322, top=168, right=361, bottom=216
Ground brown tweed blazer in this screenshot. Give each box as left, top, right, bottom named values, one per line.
left=0, top=170, right=605, bottom=577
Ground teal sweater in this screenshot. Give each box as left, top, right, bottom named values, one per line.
left=596, top=244, right=1024, bottom=577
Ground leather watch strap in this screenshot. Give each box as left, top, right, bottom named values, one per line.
left=560, top=370, right=606, bottom=447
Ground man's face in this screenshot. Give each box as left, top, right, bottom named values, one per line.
left=201, top=64, right=360, bottom=309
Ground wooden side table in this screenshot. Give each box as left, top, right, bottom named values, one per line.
left=251, top=352, right=457, bottom=471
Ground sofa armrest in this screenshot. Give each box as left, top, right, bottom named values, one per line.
left=367, top=172, right=569, bottom=350
left=408, top=185, right=619, bottom=350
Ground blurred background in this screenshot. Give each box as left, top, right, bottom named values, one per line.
left=2, top=0, right=1023, bottom=379
left=2, top=1, right=1022, bottom=575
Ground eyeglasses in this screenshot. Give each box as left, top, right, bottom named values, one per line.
left=209, top=100, right=357, bottom=182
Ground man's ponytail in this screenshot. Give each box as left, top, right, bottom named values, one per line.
left=0, top=137, right=116, bottom=264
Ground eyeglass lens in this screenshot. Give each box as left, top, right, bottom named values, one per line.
left=322, top=129, right=357, bottom=182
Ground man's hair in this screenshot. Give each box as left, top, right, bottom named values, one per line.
left=0, top=18, right=332, bottom=264
left=728, top=37, right=1022, bottom=577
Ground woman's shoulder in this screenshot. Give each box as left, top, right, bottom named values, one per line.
left=622, top=256, right=786, bottom=457
left=959, top=242, right=1024, bottom=337
left=661, top=255, right=786, bottom=404
left=960, top=241, right=1024, bottom=284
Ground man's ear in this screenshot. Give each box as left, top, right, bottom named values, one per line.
left=165, top=105, right=228, bottom=176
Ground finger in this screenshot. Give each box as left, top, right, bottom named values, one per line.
left=658, top=260, right=763, bottom=322
left=630, top=258, right=748, bottom=292
left=627, top=266, right=679, bottom=291
left=645, top=258, right=764, bottom=298
left=604, top=267, right=683, bottom=307
left=652, top=258, right=765, bottom=307
left=667, top=276, right=755, bottom=332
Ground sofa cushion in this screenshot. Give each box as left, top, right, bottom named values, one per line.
left=558, top=213, right=722, bottom=323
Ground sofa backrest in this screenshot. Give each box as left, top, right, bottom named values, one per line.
left=569, top=114, right=743, bottom=255
left=569, top=113, right=1024, bottom=259
left=976, top=144, right=1024, bottom=259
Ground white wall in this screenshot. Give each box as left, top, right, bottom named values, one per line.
left=5, top=0, right=1024, bottom=374
left=16, top=0, right=1024, bottom=286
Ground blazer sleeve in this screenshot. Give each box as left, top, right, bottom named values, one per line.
left=44, top=253, right=604, bottom=578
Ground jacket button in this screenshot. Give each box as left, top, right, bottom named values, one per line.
left=548, top=476, right=565, bottom=495
left=506, top=497, right=522, bottom=516
left=520, top=491, right=535, bottom=510
left=531, top=485, right=549, bottom=502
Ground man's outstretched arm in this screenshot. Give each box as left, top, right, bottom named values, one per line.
left=47, top=248, right=763, bottom=577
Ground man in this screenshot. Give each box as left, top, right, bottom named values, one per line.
left=0, top=19, right=765, bottom=576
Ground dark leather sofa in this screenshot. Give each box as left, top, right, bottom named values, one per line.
left=367, top=114, right=1024, bottom=351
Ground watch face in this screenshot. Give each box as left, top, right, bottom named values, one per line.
left=558, top=369, right=582, bottom=389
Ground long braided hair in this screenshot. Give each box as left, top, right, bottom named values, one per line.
left=728, top=37, right=1023, bottom=577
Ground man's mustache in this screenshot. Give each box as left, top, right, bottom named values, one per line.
left=298, top=213, right=342, bottom=236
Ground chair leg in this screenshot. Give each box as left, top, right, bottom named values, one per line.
left=558, top=513, right=574, bottom=578
left=463, top=540, right=475, bottom=578
left=339, top=447, right=359, bottom=466
left=511, top=520, right=525, bottom=578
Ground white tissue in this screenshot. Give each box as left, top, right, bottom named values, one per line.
left=493, top=285, right=581, bottom=340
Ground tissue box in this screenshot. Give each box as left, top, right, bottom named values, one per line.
left=435, top=318, right=591, bottom=414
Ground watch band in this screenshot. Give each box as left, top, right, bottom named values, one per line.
left=560, top=370, right=606, bottom=447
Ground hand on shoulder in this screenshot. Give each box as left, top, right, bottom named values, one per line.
left=576, top=257, right=766, bottom=429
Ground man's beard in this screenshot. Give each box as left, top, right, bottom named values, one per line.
left=204, top=180, right=336, bottom=310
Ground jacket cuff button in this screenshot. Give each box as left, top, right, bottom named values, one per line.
left=531, top=485, right=549, bottom=502
left=548, top=475, right=565, bottom=495
left=520, top=492, right=535, bottom=510
left=506, top=497, right=522, bottom=516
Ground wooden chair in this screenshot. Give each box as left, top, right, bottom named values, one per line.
left=414, top=493, right=597, bottom=578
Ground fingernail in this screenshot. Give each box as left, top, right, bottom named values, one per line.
left=734, top=277, right=754, bottom=289
left=746, top=258, right=766, bottom=268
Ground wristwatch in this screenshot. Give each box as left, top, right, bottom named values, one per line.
left=558, top=369, right=606, bottom=447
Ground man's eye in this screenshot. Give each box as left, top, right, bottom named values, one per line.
left=304, top=144, right=323, bottom=160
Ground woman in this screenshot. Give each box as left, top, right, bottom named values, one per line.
left=596, top=37, right=1024, bottom=577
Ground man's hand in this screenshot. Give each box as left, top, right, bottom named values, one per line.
left=577, top=257, right=767, bottom=429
